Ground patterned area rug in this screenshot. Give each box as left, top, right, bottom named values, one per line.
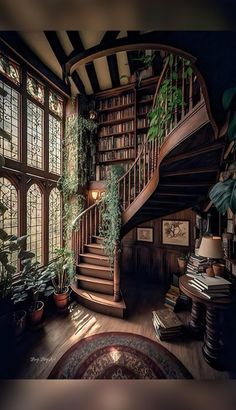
left=49, top=332, right=192, bottom=379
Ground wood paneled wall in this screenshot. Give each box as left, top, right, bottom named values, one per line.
left=121, top=208, right=196, bottom=286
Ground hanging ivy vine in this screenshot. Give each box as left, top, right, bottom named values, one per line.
left=58, top=114, right=97, bottom=242
left=147, top=54, right=193, bottom=143
left=99, top=167, right=122, bottom=267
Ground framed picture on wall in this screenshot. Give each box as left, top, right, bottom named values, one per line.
left=136, top=227, right=154, bottom=243
left=162, top=220, right=190, bottom=247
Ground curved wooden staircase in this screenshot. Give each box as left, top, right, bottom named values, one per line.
left=71, top=54, right=225, bottom=318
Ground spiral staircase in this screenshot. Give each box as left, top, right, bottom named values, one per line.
left=71, top=54, right=225, bottom=318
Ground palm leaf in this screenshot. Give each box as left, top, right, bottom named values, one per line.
left=209, top=179, right=236, bottom=214
left=223, top=86, right=236, bottom=111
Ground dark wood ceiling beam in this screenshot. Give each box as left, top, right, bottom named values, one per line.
left=100, top=31, right=120, bottom=88
left=71, top=71, right=86, bottom=95
left=127, top=31, right=140, bottom=75
left=67, top=30, right=100, bottom=94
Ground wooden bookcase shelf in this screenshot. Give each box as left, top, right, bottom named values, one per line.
left=94, top=77, right=157, bottom=181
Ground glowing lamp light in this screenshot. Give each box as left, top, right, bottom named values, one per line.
left=91, top=191, right=98, bottom=200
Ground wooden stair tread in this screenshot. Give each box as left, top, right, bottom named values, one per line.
left=76, top=274, right=113, bottom=286
left=77, top=262, right=113, bottom=272
left=85, top=243, right=104, bottom=249
left=79, top=253, right=109, bottom=261
left=71, top=284, right=126, bottom=309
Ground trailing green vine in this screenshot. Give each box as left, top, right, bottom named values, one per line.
left=58, top=114, right=97, bottom=243
left=147, top=54, right=193, bottom=143
left=99, top=167, right=122, bottom=267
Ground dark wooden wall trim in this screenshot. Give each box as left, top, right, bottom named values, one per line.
left=121, top=208, right=196, bottom=285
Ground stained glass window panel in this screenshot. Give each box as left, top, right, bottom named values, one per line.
left=27, top=184, right=42, bottom=263
left=49, top=115, right=61, bottom=175
left=49, top=91, right=63, bottom=118
left=0, top=178, right=18, bottom=268
left=49, top=188, right=61, bottom=260
left=0, top=53, right=20, bottom=85
left=0, top=80, right=19, bottom=160
left=27, top=100, right=44, bottom=169
left=27, top=75, right=44, bottom=104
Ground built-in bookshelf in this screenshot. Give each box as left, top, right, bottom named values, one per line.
left=95, top=77, right=157, bottom=181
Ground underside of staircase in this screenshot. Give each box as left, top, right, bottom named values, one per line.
left=71, top=235, right=126, bottom=318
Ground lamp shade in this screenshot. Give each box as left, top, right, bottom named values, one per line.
left=198, top=236, right=224, bottom=259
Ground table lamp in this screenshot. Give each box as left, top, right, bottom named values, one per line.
left=198, top=236, right=224, bottom=277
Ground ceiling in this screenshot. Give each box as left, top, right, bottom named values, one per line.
left=18, top=30, right=161, bottom=96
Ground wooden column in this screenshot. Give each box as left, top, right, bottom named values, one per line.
left=189, top=301, right=205, bottom=340
left=202, top=307, right=224, bottom=370
left=114, top=240, right=121, bottom=302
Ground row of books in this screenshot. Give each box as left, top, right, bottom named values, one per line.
left=138, top=93, right=154, bottom=103
left=222, top=233, right=236, bottom=259
left=137, top=117, right=150, bottom=129
left=99, top=107, right=134, bottom=123
left=152, top=308, right=184, bottom=341
left=97, top=93, right=134, bottom=110
left=186, top=253, right=208, bottom=276
left=99, top=121, right=134, bottom=136
left=98, top=134, right=134, bottom=151
left=164, top=285, right=181, bottom=312
left=137, top=104, right=151, bottom=116
left=189, top=273, right=231, bottom=299
left=99, top=148, right=134, bottom=163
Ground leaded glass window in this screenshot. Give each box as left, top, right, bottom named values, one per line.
left=27, top=100, right=44, bottom=169
left=27, top=183, right=42, bottom=263
left=0, top=177, right=18, bottom=267
left=27, top=75, right=44, bottom=104
left=0, top=80, right=19, bottom=160
left=49, top=115, right=61, bottom=175
left=48, top=188, right=61, bottom=260
left=0, top=53, right=20, bottom=85
left=49, top=91, right=63, bottom=118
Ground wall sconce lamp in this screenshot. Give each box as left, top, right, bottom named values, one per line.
left=91, top=191, right=99, bottom=201
left=89, top=110, right=97, bottom=120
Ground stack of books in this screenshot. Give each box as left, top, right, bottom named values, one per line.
left=164, top=285, right=181, bottom=311
left=189, top=273, right=231, bottom=299
left=186, top=253, right=208, bottom=277
left=152, top=308, right=184, bottom=341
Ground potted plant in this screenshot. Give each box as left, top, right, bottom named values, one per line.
left=177, top=253, right=189, bottom=275
left=44, top=248, right=74, bottom=310
left=12, top=256, right=55, bottom=325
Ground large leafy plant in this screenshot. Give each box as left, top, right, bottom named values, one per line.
left=43, top=247, right=74, bottom=294
left=99, top=167, right=122, bottom=267
left=209, top=87, right=236, bottom=214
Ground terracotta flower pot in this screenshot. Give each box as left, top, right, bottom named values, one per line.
left=212, top=263, right=225, bottom=277
left=206, top=266, right=215, bottom=277
left=53, top=288, right=69, bottom=310
left=177, top=258, right=187, bottom=275
left=13, top=309, right=26, bottom=336
left=29, top=301, right=44, bottom=325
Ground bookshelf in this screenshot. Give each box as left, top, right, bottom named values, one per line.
left=94, top=77, right=158, bottom=181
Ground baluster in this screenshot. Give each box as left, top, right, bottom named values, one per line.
left=114, top=240, right=121, bottom=302
left=128, top=170, right=131, bottom=206
left=89, top=209, right=92, bottom=243
left=94, top=205, right=97, bottom=236
left=139, top=156, right=141, bottom=193
left=181, top=59, right=185, bottom=119
left=86, top=213, right=88, bottom=245
left=189, top=72, right=193, bottom=111
left=123, top=176, right=126, bottom=210
left=147, top=144, right=150, bottom=181
left=174, top=56, right=178, bottom=126
left=143, top=144, right=146, bottom=186
left=134, top=163, right=136, bottom=199
left=79, top=220, right=81, bottom=256
left=82, top=217, right=85, bottom=253
left=99, top=204, right=102, bottom=231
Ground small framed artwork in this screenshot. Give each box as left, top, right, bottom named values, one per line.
left=162, top=220, right=190, bottom=247
left=137, top=227, right=154, bottom=243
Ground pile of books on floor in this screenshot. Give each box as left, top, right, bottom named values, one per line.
left=186, top=253, right=208, bottom=276
left=152, top=308, right=184, bottom=341
left=164, top=285, right=181, bottom=311
left=189, top=273, right=231, bottom=299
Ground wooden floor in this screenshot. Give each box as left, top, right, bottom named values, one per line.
left=2, top=277, right=231, bottom=379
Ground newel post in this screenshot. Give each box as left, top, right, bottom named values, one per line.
left=114, top=240, right=121, bottom=302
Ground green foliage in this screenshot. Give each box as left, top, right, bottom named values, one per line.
left=209, top=179, right=236, bottom=215
left=147, top=55, right=192, bottom=143
left=99, top=167, right=122, bottom=267
left=43, top=247, right=75, bottom=294
left=58, top=114, right=97, bottom=242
